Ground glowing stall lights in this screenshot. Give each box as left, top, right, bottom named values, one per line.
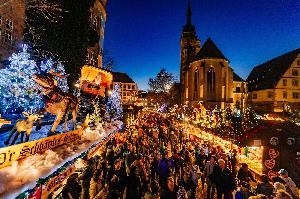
left=240, top=146, right=263, bottom=175
left=259, top=114, right=285, bottom=121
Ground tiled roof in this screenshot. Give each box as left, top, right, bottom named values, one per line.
left=233, top=72, right=245, bottom=82
left=247, top=48, right=300, bottom=92
left=196, top=38, right=227, bottom=60
left=112, top=72, right=135, bottom=83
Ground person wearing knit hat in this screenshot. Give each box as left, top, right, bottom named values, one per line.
left=278, top=169, right=299, bottom=198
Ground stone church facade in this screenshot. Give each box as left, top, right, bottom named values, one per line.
left=180, top=0, right=236, bottom=110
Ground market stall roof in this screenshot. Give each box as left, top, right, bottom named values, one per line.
left=242, top=121, right=300, bottom=146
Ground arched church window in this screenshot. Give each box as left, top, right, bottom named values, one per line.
left=194, top=69, right=199, bottom=99
left=207, top=67, right=215, bottom=100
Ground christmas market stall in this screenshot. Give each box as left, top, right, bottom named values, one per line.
left=239, top=120, right=300, bottom=186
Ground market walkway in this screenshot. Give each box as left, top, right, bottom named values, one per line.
left=60, top=112, right=299, bottom=199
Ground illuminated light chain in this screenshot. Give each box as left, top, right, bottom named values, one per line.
left=0, top=44, right=69, bottom=113
left=16, top=129, right=120, bottom=199
left=0, top=44, right=42, bottom=113
left=106, top=84, right=123, bottom=120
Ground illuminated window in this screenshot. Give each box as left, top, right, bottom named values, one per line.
left=207, top=67, right=215, bottom=100
left=267, top=91, right=273, bottom=98
left=292, top=69, right=299, bottom=76
left=6, top=19, right=13, bottom=30
left=292, top=79, right=299, bottom=87
left=194, top=70, right=199, bottom=99
left=283, top=79, right=287, bottom=86
left=89, top=52, right=97, bottom=66
left=283, top=91, right=287, bottom=99
left=4, top=29, right=12, bottom=43
left=253, top=93, right=257, bottom=99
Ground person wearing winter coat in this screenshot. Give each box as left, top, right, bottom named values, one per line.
left=143, top=180, right=160, bottom=199
left=157, top=152, right=175, bottom=187
left=237, top=163, right=256, bottom=183
left=81, top=158, right=94, bottom=199
left=256, top=175, right=274, bottom=198
left=204, top=155, right=217, bottom=199
left=125, top=166, right=142, bottom=199
left=212, top=159, right=236, bottom=199
left=160, top=177, right=179, bottom=199
left=178, top=172, right=197, bottom=199
left=235, top=181, right=253, bottom=199
left=89, top=169, right=103, bottom=199
left=278, top=169, right=299, bottom=199
left=61, top=173, right=82, bottom=199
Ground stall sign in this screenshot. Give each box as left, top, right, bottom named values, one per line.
left=41, top=164, right=75, bottom=199
left=253, top=140, right=261, bottom=147
left=0, top=130, right=82, bottom=169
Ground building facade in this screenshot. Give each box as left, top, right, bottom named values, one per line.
left=247, top=48, right=300, bottom=112
left=180, top=0, right=238, bottom=110
left=112, top=72, right=138, bottom=104
left=0, top=0, right=25, bottom=66
left=87, top=0, right=108, bottom=67
left=233, top=72, right=247, bottom=110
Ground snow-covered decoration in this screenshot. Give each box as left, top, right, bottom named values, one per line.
left=106, top=85, right=123, bottom=119
left=40, top=59, right=54, bottom=72
left=40, top=60, right=69, bottom=92
left=0, top=44, right=42, bottom=113
left=0, top=120, right=123, bottom=198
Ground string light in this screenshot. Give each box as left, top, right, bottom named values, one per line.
left=106, top=84, right=123, bottom=119
left=0, top=44, right=69, bottom=113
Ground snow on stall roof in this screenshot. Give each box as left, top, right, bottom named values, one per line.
left=0, top=120, right=122, bottom=198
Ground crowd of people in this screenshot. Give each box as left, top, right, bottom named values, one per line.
left=60, top=112, right=299, bottom=199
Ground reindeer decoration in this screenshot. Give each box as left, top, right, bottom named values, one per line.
left=32, top=70, right=79, bottom=136
left=4, top=112, right=43, bottom=145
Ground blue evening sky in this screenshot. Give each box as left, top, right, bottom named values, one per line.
left=104, top=0, right=300, bottom=91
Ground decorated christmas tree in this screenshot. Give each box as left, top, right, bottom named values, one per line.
left=40, top=59, right=69, bottom=92
left=0, top=45, right=42, bottom=113
left=242, top=106, right=258, bottom=133
left=0, top=45, right=69, bottom=113
left=106, top=85, right=123, bottom=119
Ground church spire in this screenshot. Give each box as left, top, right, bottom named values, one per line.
left=186, top=0, right=192, bottom=26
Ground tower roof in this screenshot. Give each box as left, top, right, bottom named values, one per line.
left=233, top=72, right=245, bottom=82
left=182, top=0, right=195, bottom=32
left=112, top=72, right=135, bottom=83
left=196, top=38, right=227, bottom=60
left=186, top=0, right=192, bottom=26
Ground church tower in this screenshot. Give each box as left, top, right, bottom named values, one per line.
left=180, top=0, right=201, bottom=104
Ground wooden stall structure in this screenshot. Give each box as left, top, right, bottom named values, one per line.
left=80, top=65, right=113, bottom=96
left=240, top=120, right=300, bottom=186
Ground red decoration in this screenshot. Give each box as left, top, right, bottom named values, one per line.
left=269, top=149, right=280, bottom=159
left=265, top=159, right=276, bottom=169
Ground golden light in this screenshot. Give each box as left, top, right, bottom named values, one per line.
left=107, top=90, right=112, bottom=95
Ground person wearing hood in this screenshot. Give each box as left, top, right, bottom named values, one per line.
left=256, top=175, right=274, bottom=198
left=278, top=169, right=299, bottom=199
